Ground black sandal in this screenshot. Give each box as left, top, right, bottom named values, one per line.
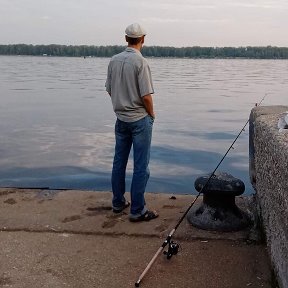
left=129, top=210, right=159, bottom=222
left=112, top=201, right=130, bottom=213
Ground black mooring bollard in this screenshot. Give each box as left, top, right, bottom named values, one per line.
left=187, top=172, right=250, bottom=232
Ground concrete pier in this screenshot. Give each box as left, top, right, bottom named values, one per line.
left=0, top=188, right=272, bottom=288
left=250, top=105, right=288, bottom=288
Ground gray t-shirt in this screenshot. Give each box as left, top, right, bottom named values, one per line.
left=105, top=47, right=154, bottom=122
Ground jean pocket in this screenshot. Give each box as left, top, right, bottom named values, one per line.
left=147, top=115, right=154, bottom=125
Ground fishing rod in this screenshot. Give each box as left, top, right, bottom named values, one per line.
left=134, top=94, right=267, bottom=287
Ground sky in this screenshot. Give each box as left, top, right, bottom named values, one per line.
left=1, top=0, right=288, bottom=47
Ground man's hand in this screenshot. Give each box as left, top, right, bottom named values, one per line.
left=142, top=94, right=155, bottom=118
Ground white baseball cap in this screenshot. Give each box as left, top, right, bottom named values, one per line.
left=125, top=23, right=146, bottom=38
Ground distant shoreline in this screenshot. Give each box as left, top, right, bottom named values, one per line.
left=1, top=44, right=288, bottom=59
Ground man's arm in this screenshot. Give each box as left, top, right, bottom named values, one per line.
left=142, top=94, right=155, bottom=118
left=105, top=63, right=112, bottom=96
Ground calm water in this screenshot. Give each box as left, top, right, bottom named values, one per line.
left=0, top=55, right=287, bottom=194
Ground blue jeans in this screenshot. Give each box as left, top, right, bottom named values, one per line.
left=112, top=115, right=154, bottom=216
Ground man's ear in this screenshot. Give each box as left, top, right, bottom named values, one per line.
left=141, top=36, right=145, bottom=44
left=125, top=35, right=129, bottom=43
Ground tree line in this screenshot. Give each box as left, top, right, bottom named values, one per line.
left=0, top=44, right=288, bottom=59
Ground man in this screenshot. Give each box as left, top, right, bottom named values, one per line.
left=105, top=23, right=158, bottom=222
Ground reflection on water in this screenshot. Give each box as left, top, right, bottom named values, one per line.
left=0, top=56, right=287, bottom=194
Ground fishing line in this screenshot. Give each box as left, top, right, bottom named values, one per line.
left=134, top=93, right=267, bottom=287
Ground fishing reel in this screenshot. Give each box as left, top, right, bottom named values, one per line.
left=163, top=240, right=180, bottom=260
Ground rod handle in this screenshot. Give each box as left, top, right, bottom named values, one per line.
left=135, top=246, right=164, bottom=286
